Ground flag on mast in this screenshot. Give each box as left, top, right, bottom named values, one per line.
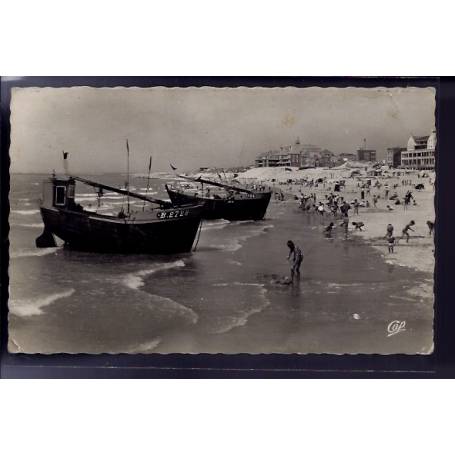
left=62, top=151, right=69, bottom=174
left=170, top=163, right=177, bottom=171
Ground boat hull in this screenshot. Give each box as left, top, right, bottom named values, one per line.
left=39, top=206, right=203, bottom=254
left=166, top=187, right=272, bottom=221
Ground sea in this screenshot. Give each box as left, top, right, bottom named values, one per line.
left=8, top=173, right=434, bottom=354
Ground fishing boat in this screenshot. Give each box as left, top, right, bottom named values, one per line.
left=165, top=175, right=272, bottom=221
left=35, top=175, right=204, bottom=254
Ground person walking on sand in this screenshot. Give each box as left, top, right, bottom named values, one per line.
left=402, top=220, right=416, bottom=243
left=427, top=220, right=435, bottom=236
left=286, top=240, right=303, bottom=282
left=404, top=191, right=412, bottom=211
left=317, top=202, right=325, bottom=216
left=353, top=199, right=360, bottom=215
left=340, top=201, right=351, bottom=217
left=384, top=184, right=390, bottom=199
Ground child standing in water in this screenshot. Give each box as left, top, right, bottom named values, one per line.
left=387, top=236, right=396, bottom=253
left=324, top=222, right=335, bottom=237
left=286, top=240, right=303, bottom=282
left=385, top=223, right=394, bottom=238
left=339, top=216, right=349, bottom=239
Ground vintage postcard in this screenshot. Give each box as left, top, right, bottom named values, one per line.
left=8, top=85, right=435, bottom=354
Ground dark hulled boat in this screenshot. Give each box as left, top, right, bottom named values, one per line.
left=36, top=175, right=204, bottom=254
left=165, top=176, right=272, bottom=221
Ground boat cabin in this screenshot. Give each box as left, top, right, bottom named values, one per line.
left=42, top=176, right=81, bottom=211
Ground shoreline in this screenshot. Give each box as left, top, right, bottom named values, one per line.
left=8, top=172, right=435, bottom=355
left=231, top=166, right=435, bottom=276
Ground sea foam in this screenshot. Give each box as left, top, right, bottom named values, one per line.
left=201, top=219, right=231, bottom=231
left=10, top=288, right=75, bottom=317
left=123, top=260, right=186, bottom=290
left=212, top=224, right=274, bottom=252
left=11, top=209, right=40, bottom=216
left=11, top=222, right=44, bottom=229
left=210, top=282, right=270, bottom=334
left=127, top=337, right=162, bottom=353
left=148, top=294, right=199, bottom=324
left=11, top=247, right=61, bottom=259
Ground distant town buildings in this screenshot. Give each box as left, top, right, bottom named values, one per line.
left=253, top=131, right=436, bottom=171
left=255, top=138, right=336, bottom=168
left=401, top=130, right=436, bottom=170
left=338, top=153, right=357, bottom=162
left=354, top=139, right=377, bottom=162
left=387, top=147, right=406, bottom=168
left=356, top=148, right=377, bottom=162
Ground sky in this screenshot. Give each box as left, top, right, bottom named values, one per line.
left=10, top=86, right=436, bottom=174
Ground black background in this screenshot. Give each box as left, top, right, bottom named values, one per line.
left=1, top=76, right=452, bottom=378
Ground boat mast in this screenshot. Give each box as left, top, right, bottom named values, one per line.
left=126, top=139, right=130, bottom=214
left=142, top=155, right=152, bottom=211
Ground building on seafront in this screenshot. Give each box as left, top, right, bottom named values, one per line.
left=254, top=138, right=336, bottom=168
left=387, top=147, right=406, bottom=168
left=401, top=130, right=436, bottom=170
left=356, top=147, right=377, bottom=162
left=354, top=138, right=377, bottom=162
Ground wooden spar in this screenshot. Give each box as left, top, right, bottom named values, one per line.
left=178, top=174, right=255, bottom=194
left=70, top=175, right=171, bottom=207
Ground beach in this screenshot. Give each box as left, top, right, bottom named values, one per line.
left=234, top=165, right=435, bottom=274
left=8, top=171, right=434, bottom=355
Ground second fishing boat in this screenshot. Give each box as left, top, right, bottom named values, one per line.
left=166, top=175, right=272, bottom=221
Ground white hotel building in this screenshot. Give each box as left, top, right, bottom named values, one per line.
left=401, top=130, right=436, bottom=170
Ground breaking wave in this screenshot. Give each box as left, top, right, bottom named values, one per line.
left=11, top=247, right=61, bottom=259
left=10, top=288, right=75, bottom=317
left=11, top=209, right=40, bottom=216
left=227, top=259, right=243, bottom=266
left=210, top=282, right=270, bottom=334
left=11, top=222, right=44, bottom=229
left=123, top=260, right=186, bottom=290
left=212, top=224, right=274, bottom=252
left=201, top=219, right=231, bottom=231
left=147, top=294, right=198, bottom=324
left=126, top=337, right=162, bottom=353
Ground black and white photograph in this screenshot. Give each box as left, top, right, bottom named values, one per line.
left=3, top=1, right=455, bottom=454
left=8, top=85, right=436, bottom=355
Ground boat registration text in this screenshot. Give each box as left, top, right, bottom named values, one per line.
left=157, top=209, right=190, bottom=219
